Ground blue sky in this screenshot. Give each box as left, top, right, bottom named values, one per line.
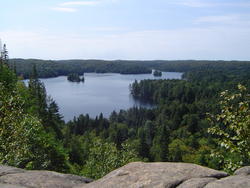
left=1, top=0, right=250, bottom=60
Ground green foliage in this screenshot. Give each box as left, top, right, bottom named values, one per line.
left=10, top=58, right=250, bottom=79
left=81, top=138, right=140, bottom=179
left=0, top=83, right=69, bottom=172
left=11, top=59, right=152, bottom=78
left=150, top=124, right=170, bottom=161
left=0, top=65, right=17, bottom=91
left=208, top=84, right=250, bottom=173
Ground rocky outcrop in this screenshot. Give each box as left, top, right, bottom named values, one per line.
left=78, top=162, right=228, bottom=188
left=0, top=165, right=92, bottom=188
left=234, top=166, right=250, bottom=176
left=0, top=163, right=249, bottom=188
left=203, top=166, right=250, bottom=188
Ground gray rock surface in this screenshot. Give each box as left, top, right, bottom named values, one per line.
left=1, top=163, right=250, bottom=188
left=0, top=183, right=27, bottom=188
left=177, top=177, right=217, bottom=188
left=0, top=165, right=25, bottom=176
left=78, top=162, right=228, bottom=188
left=0, top=165, right=92, bottom=188
left=234, top=166, right=250, bottom=176
left=204, top=175, right=250, bottom=188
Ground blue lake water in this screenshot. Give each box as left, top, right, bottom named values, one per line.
left=26, top=72, right=182, bottom=121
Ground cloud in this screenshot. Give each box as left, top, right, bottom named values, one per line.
left=195, top=14, right=250, bottom=26
left=51, top=0, right=117, bottom=12
left=60, top=1, right=99, bottom=6
left=174, top=0, right=250, bottom=8
left=195, top=15, right=240, bottom=24
left=51, top=7, right=77, bottom=12
left=1, top=25, right=250, bottom=60
left=174, top=0, right=213, bottom=8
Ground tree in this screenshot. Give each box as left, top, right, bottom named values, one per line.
left=0, top=43, right=9, bottom=67
left=28, top=65, right=48, bottom=122
left=150, top=124, right=170, bottom=161
left=0, top=84, right=69, bottom=172
left=138, top=127, right=150, bottom=159
left=81, top=138, right=140, bottom=179
left=46, top=97, right=64, bottom=139
left=208, top=84, right=250, bottom=173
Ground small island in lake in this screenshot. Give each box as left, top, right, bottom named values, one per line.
left=67, top=73, right=85, bottom=82
left=153, top=70, right=162, bottom=77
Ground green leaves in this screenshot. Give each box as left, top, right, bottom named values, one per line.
left=0, top=80, right=69, bottom=172
left=81, top=138, right=140, bottom=179
left=208, top=84, right=250, bottom=173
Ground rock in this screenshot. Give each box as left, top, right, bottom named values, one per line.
left=234, top=166, right=250, bottom=176
left=77, top=162, right=228, bottom=188
left=177, top=177, right=217, bottom=188
left=0, top=165, right=25, bottom=176
left=204, top=175, right=250, bottom=188
left=2, top=163, right=250, bottom=188
left=0, top=183, right=27, bottom=188
left=0, top=167, right=92, bottom=188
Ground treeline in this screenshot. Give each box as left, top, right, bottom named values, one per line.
left=10, top=59, right=152, bottom=78
left=9, top=58, right=250, bottom=79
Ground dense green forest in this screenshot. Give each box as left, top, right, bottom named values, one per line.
left=1, top=49, right=249, bottom=179
left=9, top=59, right=152, bottom=78
left=9, top=58, right=250, bottom=79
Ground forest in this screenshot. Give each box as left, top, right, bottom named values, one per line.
left=9, top=58, right=250, bottom=79
left=1, top=52, right=250, bottom=179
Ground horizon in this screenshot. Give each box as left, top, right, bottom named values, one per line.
left=9, top=58, right=250, bottom=62
left=1, top=0, right=250, bottom=61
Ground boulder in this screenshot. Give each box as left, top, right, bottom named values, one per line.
left=177, top=177, right=217, bottom=188
left=77, top=162, right=228, bottom=188
left=0, top=165, right=92, bottom=188
left=0, top=165, right=25, bottom=176
left=1, top=163, right=250, bottom=188
left=204, top=175, right=250, bottom=188
left=234, top=166, right=250, bottom=176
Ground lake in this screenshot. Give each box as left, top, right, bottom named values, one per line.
left=27, top=72, right=182, bottom=121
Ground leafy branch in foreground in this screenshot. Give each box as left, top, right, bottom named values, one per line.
left=208, top=84, right=250, bottom=173
left=81, top=137, right=141, bottom=179
left=0, top=79, right=69, bottom=172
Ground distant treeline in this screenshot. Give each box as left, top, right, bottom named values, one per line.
left=9, top=59, right=250, bottom=78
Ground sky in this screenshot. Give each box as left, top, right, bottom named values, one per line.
left=1, top=0, right=250, bottom=60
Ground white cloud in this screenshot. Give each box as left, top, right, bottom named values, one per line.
left=195, top=14, right=250, bottom=26
left=51, top=7, right=77, bottom=12
left=174, top=0, right=213, bottom=7
left=51, top=0, right=117, bottom=12
left=60, top=1, right=99, bottom=6
left=174, top=0, right=250, bottom=8
left=1, top=25, right=250, bottom=60
left=196, top=15, right=237, bottom=23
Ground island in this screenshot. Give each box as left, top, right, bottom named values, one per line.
left=67, top=73, right=84, bottom=82
left=153, top=70, right=162, bottom=77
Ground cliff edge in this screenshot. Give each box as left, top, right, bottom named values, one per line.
left=0, top=162, right=249, bottom=188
